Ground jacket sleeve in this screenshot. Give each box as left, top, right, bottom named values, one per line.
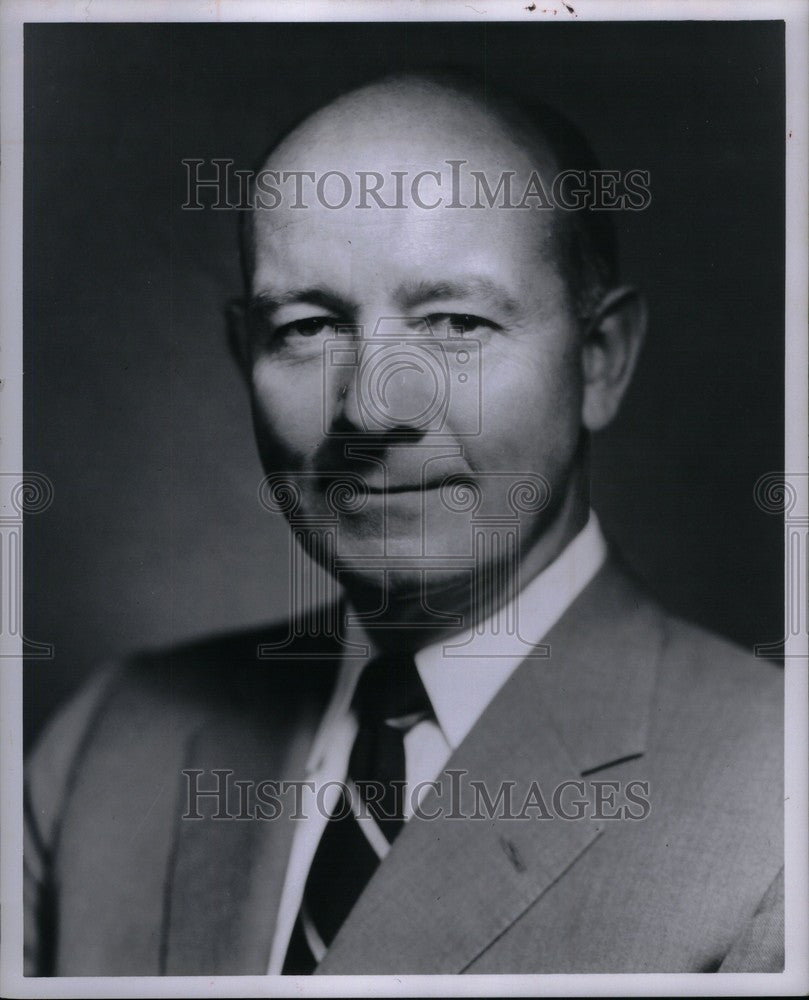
left=717, top=867, right=784, bottom=973
left=24, top=667, right=119, bottom=976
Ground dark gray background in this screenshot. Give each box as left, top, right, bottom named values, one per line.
left=24, top=21, right=785, bottom=747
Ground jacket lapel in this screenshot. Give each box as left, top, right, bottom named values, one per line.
left=316, top=559, right=664, bottom=973
left=163, top=655, right=338, bottom=975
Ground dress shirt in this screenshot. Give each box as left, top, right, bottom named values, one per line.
left=267, top=510, right=607, bottom=973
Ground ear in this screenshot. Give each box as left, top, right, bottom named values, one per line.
left=225, top=298, right=251, bottom=381
left=580, top=286, right=647, bottom=432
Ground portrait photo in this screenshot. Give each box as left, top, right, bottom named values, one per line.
left=2, top=3, right=806, bottom=997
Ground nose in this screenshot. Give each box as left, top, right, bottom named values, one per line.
left=330, top=321, right=449, bottom=436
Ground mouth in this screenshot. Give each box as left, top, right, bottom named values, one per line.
left=365, top=481, right=445, bottom=495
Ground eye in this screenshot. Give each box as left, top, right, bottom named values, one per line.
left=424, top=313, right=498, bottom=335
left=275, top=316, right=337, bottom=339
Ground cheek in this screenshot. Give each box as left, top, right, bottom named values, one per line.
left=250, top=359, right=322, bottom=465
left=477, top=329, right=583, bottom=466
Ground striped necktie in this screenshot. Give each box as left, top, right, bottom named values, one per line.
left=282, top=652, right=432, bottom=973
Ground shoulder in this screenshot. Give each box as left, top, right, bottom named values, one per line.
left=570, top=556, right=782, bottom=755
left=655, top=610, right=782, bottom=739
left=25, top=618, right=339, bottom=845
left=595, top=556, right=783, bottom=734
left=586, top=558, right=783, bottom=801
left=646, top=606, right=783, bottom=823
left=35, top=616, right=339, bottom=737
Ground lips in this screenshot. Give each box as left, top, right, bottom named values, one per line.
left=313, top=457, right=472, bottom=498
left=365, top=480, right=446, bottom=494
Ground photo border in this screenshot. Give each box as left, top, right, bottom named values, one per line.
left=2, top=1, right=806, bottom=997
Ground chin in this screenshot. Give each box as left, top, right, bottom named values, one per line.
left=335, top=562, right=474, bottom=627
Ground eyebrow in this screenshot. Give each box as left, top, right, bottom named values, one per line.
left=248, top=287, right=356, bottom=316
left=395, top=277, right=521, bottom=316
left=248, top=275, right=521, bottom=318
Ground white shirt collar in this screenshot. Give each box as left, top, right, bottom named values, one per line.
left=416, top=510, right=606, bottom=749
left=306, top=510, right=607, bottom=772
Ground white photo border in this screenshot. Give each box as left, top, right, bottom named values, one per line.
left=1, top=1, right=806, bottom=997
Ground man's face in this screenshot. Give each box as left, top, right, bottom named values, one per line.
left=244, top=88, right=586, bottom=607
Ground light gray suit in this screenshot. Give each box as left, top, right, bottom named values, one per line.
left=25, top=558, right=783, bottom=974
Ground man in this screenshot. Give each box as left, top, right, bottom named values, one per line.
left=24, top=71, right=783, bottom=975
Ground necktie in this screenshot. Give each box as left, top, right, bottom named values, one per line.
left=282, top=652, right=432, bottom=974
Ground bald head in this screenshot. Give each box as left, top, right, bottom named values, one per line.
left=241, top=70, right=618, bottom=321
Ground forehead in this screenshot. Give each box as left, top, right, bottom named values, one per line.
left=250, top=201, right=559, bottom=308
left=247, top=83, right=564, bottom=302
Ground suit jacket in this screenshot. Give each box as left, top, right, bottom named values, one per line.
left=24, top=558, right=783, bottom=975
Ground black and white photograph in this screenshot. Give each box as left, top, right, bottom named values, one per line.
left=1, top=1, right=807, bottom=996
